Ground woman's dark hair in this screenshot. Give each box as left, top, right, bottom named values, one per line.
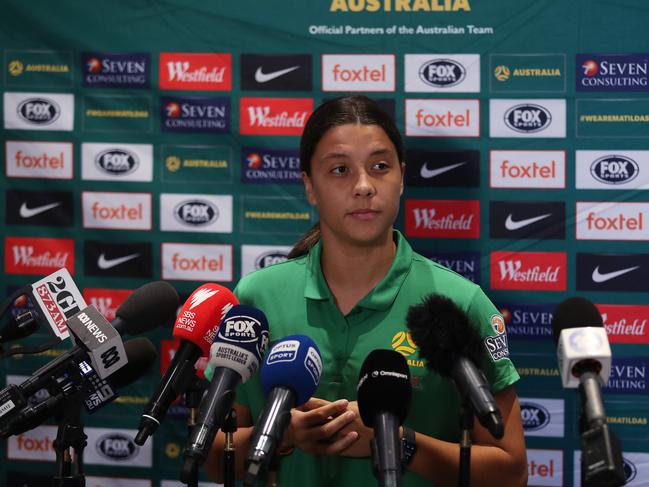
left=289, top=96, right=404, bottom=259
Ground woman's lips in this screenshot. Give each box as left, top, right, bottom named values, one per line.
left=348, top=209, right=379, bottom=221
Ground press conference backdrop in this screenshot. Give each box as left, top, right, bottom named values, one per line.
left=1, top=0, right=649, bottom=485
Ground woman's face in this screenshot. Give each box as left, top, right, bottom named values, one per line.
left=303, top=123, right=404, bottom=248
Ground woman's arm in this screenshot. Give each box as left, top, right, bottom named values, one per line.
left=408, top=386, right=527, bottom=487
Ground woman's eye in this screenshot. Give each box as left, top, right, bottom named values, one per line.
left=373, top=162, right=389, bottom=171
left=331, top=166, right=347, bottom=174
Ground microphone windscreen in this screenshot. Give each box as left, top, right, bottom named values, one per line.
left=261, top=335, right=322, bottom=406
left=116, top=281, right=179, bottom=335
left=173, top=283, right=239, bottom=356
left=109, top=337, right=157, bottom=389
left=551, top=297, right=603, bottom=344
left=357, top=349, right=411, bottom=427
left=406, top=294, right=484, bottom=377
left=209, top=304, right=269, bottom=382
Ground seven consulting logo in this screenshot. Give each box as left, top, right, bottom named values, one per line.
left=82, top=52, right=150, bottom=88
left=577, top=53, right=649, bottom=92
left=161, top=96, right=230, bottom=133
left=242, top=147, right=301, bottom=184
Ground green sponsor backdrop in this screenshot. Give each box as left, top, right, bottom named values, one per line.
left=2, top=1, right=649, bottom=485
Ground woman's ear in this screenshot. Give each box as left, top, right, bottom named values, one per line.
left=399, top=163, right=406, bottom=196
left=302, top=172, right=317, bottom=206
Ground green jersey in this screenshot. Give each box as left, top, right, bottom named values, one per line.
left=234, top=230, right=519, bottom=487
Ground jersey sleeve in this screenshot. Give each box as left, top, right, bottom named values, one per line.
left=466, top=286, right=520, bottom=393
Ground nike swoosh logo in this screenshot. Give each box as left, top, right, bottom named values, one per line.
left=420, top=162, right=466, bottom=179
left=592, top=265, right=640, bottom=283
left=505, top=213, right=552, bottom=231
left=254, top=65, right=300, bottom=83
left=97, top=253, right=140, bottom=270
left=19, top=202, right=61, bottom=218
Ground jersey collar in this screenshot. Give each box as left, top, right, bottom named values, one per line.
left=304, top=230, right=413, bottom=311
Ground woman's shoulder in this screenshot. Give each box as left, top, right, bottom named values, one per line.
left=409, top=251, right=481, bottom=295
left=236, top=254, right=308, bottom=294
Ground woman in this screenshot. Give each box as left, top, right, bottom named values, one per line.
left=206, top=96, right=527, bottom=486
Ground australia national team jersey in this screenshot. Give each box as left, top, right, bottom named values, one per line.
left=234, top=230, right=519, bottom=487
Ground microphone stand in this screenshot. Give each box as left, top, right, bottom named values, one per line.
left=183, top=378, right=204, bottom=487
left=223, top=408, right=237, bottom=487
left=458, top=401, right=473, bottom=487
left=52, top=391, right=86, bottom=487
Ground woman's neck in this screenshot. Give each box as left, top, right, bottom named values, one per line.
left=319, top=230, right=396, bottom=315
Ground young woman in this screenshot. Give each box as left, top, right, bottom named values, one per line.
left=206, top=96, right=527, bottom=486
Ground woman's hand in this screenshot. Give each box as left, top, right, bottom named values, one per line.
left=337, top=401, right=374, bottom=457
left=284, top=397, right=359, bottom=455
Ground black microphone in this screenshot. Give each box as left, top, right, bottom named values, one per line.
left=357, top=349, right=411, bottom=487
left=552, top=297, right=625, bottom=487
left=406, top=294, right=504, bottom=439
left=0, top=311, right=38, bottom=344
left=1, top=337, right=158, bottom=437
left=0, top=281, right=178, bottom=424
left=181, top=305, right=269, bottom=482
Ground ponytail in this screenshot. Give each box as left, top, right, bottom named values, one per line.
left=288, top=222, right=321, bottom=259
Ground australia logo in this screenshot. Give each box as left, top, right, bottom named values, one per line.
left=391, top=331, right=424, bottom=369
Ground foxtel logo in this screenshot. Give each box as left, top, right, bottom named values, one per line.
left=490, top=151, right=566, bottom=189
left=490, top=251, right=567, bottom=291
left=240, top=97, right=313, bottom=136
left=405, top=200, right=480, bottom=238
left=159, top=53, right=232, bottom=90
left=577, top=202, right=649, bottom=241
left=405, top=99, right=480, bottom=137
left=322, top=54, right=395, bottom=92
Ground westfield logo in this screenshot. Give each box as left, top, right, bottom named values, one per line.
left=5, top=237, right=74, bottom=275
left=491, top=251, right=566, bottom=290
left=405, top=200, right=480, bottom=238
left=240, top=98, right=313, bottom=136
left=159, top=53, right=231, bottom=90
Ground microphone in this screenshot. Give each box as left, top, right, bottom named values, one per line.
left=244, top=335, right=322, bottom=486
left=357, top=349, right=411, bottom=487
left=406, top=294, right=504, bottom=439
left=0, top=281, right=179, bottom=424
left=181, top=305, right=269, bottom=481
left=1, top=337, right=157, bottom=437
left=552, top=297, right=625, bottom=486
left=0, top=311, right=39, bottom=344
left=135, top=283, right=238, bottom=445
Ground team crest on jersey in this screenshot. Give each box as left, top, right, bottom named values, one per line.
left=391, top=331, right=425, bottom=368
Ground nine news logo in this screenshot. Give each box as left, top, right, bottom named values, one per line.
left=5, top=189, right=73, bottom=227
left=577, top=53, right=649, bottom=92
left=489, top=201, right=565, bottom=239
left=241, top=54, right=312, bottom=91
left=405, top=149, right=480, bottom=187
